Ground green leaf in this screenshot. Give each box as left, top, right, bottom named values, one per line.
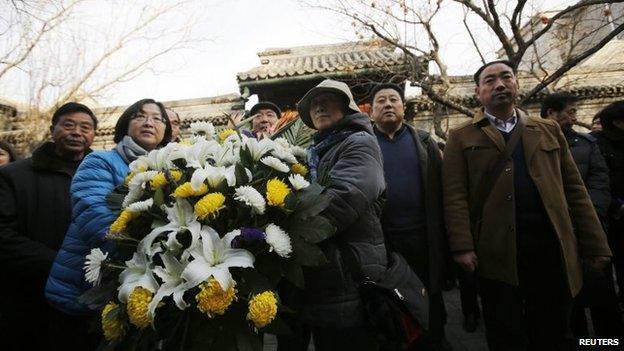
left=288, top=216, right=335, bottom=244
left=262, top=316, right=293, bottom=336
left=291, top=236, right=328, bottom=266
left=78, top=279, right=117, bottom=308
left=292, top=189, right=330, bottom=220
left=271, top=117, right=315, bottom=149
left=235, top=163, right=249, bottom=185
left=106, top=184, right=128, bottom=211
left=153, top=188, right=165, bottom=208
left=281, top=259, right=305, bottom=288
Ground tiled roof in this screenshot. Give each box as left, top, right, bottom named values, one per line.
left=237, top=40, right=405, bottom=83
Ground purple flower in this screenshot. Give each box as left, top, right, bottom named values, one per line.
left=231, top=227, right=266, bottom=248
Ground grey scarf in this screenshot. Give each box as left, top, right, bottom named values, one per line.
left=115, top=135, right=148, bottom=164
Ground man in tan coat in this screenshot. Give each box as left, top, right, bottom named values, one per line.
left=443, top=60, right=611, bottom=350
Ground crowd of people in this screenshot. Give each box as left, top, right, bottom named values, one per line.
left=0, top=59, right=623, bottom=351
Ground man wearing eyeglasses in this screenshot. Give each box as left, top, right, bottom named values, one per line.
left=0, top=102, right=97, bottom=350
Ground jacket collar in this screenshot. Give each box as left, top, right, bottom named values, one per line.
left=473, top=107, right=543, bottom=162
left=31, top=141, right=90, bottom=177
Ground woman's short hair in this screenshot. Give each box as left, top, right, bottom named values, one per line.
left=113, top=99, right=172, bottom=147
left=0, top=140, right=18, bottom=163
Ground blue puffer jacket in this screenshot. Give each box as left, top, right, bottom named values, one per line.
left=45, top=150, right=129, bottom=315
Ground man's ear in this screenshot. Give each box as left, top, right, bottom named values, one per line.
left=546, top=108, right=556, bottom=118
left=474, top=85, right=481, bottom=103
left=49, top=124, right=55, bottom=135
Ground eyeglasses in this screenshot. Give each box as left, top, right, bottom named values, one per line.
left=132, top=113, right=166, bottom=125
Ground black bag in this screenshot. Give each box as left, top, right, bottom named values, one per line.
left=341, top=247, right=429, bottom=350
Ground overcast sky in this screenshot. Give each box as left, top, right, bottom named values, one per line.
left=0, top=0, right=588, bottom=107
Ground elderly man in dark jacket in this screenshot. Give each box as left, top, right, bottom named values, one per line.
left=370, top=83, right=450, bottom=350
left=297, top=79, right=387, bottom=350
left=541, top=92, right=621, bottom=338
left=0, top=102, right=96, bottom=350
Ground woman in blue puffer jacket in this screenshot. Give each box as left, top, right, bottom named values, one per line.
left=46, top=99, right=172, bottom=317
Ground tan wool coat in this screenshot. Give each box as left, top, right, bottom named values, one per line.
left=442, top=109, right=611, bottom=295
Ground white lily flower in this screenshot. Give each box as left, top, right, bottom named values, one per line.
left=261, top=156, right=290, bottom=173
left=244, top=137, right=274, bottom=161
left=181, top=226, right=254, bottom=291
left=190, top=164, right=227, bottom=191
left=265, top=224, right=292, bottom=258
left=84, top=248, right=108, bottom=286
left=118, top=252, right=159, bottom=303
left=190, top=122, right=216, bottom=140
left=123, top=170, right=159, bottom=207
left=138, top=200, right=201, bottom=257
left=129, top=157, right=150, bottom=173
left=214, top=142, right=239, bottom=166
left=234, top=186, right=266, bottom=214
left=145, top=145, right=175, bottom=171
left=183, top=139, right=222, bottom=169
left=147, top=252, right=189, bottom=320
left=288, top=174, right=310, bottom=190
left=127, top=198, right=154, bottom=212
left=273, top=137, right=290, bottom=149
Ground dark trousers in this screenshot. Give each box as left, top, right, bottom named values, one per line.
left=571, top=264, right=623, bottom=338
left=479, top=228, right=573, bottom=351
left=458, top=269, right=480, bottom=318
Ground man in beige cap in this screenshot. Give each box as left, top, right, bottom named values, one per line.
left=295, top=79, right=387, bottom=350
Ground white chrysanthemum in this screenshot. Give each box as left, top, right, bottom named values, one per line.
left=127, top=198, right=154, bottom=212
left=260, top=156, right=290, bottom=173
left=288, top=174, right=310, bottom=190
left=271, top=147, right=298, bottom=164
left=234, top=186, right=266, bottom=215
left=190, top=122, right=216, bottom=139
left=265, top=224, right=292, bottom=258
left=84, top=248, right=108, bottom=286
left=291, top=146, right=308, bottom=160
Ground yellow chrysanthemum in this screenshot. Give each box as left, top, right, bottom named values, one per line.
left=194, top=192, right=226, bottom=220
left=196, top=277, right=237, bottom=317
left=172, top=182, right=209, bottom=198
left=247, top=291, right=278, bottom=328
left=127, top=287, right=152, bottom=329
left=290, top=163, right=309, bottom=177
left=150, top=170, right=183, bottom=189
left=179, top=138, right=193, bottom=146
left=218, top=128, right=237, bottom=142
left=101, top=301, right=125, bottom=341
left=109, top=209, right=139, bottom=234
left=266, top=178, right=291, bottom=207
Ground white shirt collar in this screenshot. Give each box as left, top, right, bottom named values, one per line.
left=484, top=110, right=517, bottom=133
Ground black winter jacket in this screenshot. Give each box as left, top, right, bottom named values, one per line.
left=0, top=142, right=86, bottom=344
left=594, top=128, right=624, bottom=218
left=302, top=113, right=388, bottom=328
left=565, top=130, right=611, bottom=219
